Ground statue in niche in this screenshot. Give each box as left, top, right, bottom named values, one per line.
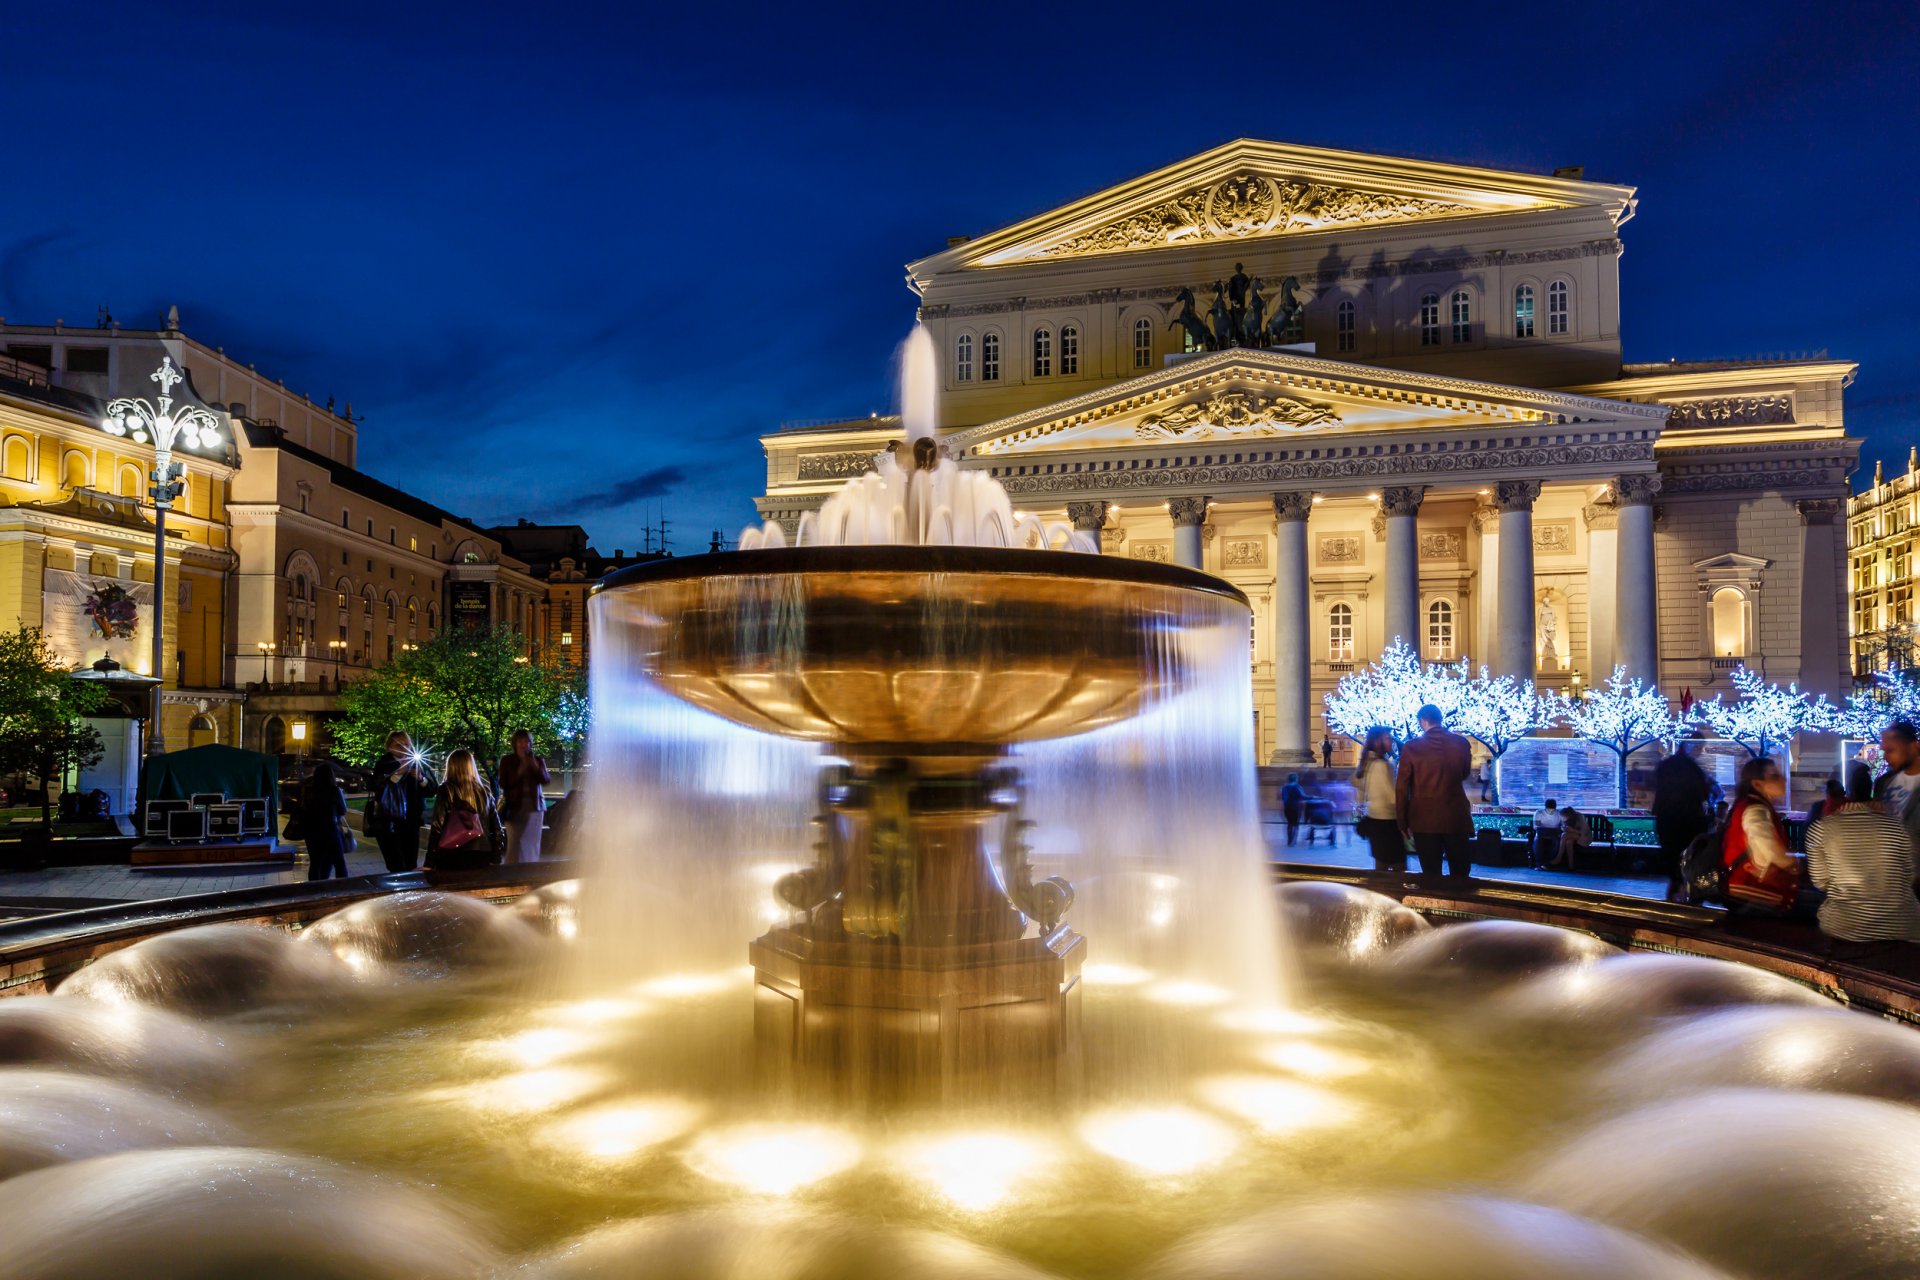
left=1168, top=287, right=1212, bottom=351
left=1537, top=596, right=1561, bottom=670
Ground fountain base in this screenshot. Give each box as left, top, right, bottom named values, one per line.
left=750, top=923, right=1084, bottom=1102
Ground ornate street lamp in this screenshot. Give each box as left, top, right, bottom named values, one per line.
left=255, top=640, right=276, bottom=684
left=100, top=357, right=223, bottom=757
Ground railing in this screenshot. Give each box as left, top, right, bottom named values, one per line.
left=1710, top=657, right=1742, bottom=671
left=775, top=414, right=899, bottom=433
left=0, top=353, right=50, bottom=387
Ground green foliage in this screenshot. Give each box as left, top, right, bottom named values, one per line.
left=333, top=627, right=587, bottom=770
left=0, top=627, right=107, bottom=827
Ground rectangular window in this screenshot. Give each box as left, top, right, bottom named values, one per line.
left=561, top=631, right=574, bottom=646
left=65, top=346, right=110, bottom=374
left=954, top=335, right=973, bottom=383
left=1419, top=295, right=1440, bottom=347
left=1548, top=281, right=1570, bottom=335
left=1337, top=303, right=1356, bottom=353
left=1060, top=327, right=1078, bottom=376
left=1451, top=290, right=1472, bottom=343
left=1134, top=319, right=1153, bottom=369
left=981, top=334, right=1000, bottom=381
left=1514, top=287, right=1535, bottom=338
left=1032, top=329, right=1051, bottom=378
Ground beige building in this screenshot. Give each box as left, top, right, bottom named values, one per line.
left=757, top=139, right=1859, bottom=764
left=1847, top=452, right=1920, bottom=678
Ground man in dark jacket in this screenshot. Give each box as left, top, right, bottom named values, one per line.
left=1395, top=704, right=1474, bottom=882
left=1651, top=744, right=1713, bottom=895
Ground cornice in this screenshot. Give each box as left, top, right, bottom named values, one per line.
left=1559, top=360, right=1860, bottom=399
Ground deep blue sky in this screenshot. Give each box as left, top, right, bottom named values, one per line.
left=3, top=1, right=1915, bottom=552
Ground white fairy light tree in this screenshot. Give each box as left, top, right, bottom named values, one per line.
left=1835, top=669, right=1920, bottom=741
left=1689, top=665, right=1835, bottom=761
left=1453, top=667, right=1562, bottom=798
left=1323, top=638, right=1464, bottom=744
left=1561, top=666, right=1682, bottom=807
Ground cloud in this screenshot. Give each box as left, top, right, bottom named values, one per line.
left=554, top=465, right=688, bottom=515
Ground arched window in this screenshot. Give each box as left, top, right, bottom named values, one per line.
left=1032, top=328, right=1052, bottom=378
left=1451, top=290, right=1472, bottom=343
left=981, top=332, right=1001, bottom=381
left=1711, top=587, right=1748, bottom=658
left=2, top=436, right=29, bottom=481
left=187, top=714, right=216, bottom=748
left=1329, top=603, right=1355, bottom=662
left=1427, top=600, right=1455, bottom=660
left=1133, top=317, right=1154, bottom=369
left=1419, top=293, right=1440, bottom=346
left=61, top=451, right=88, bottom=490
left=1336, top=299, right=1356, bottom=353
left=1059, top=324, right=1079, bottom=376
left=954, top=334, right=974, bottom=383
left=1548, top=280, right=1570, bottom=335
left=1514, top=284, right=1535, bottom=338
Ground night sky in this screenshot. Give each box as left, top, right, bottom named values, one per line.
left=4, top=1, right=1916, bottom=552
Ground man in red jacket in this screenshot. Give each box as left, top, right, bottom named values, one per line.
left=1396, top=703, right=1475, bottom=883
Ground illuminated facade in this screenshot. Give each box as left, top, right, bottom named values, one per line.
left=757, top=140, right=1859, bottom=763
left=1847, top=452, right=1920, bottom=678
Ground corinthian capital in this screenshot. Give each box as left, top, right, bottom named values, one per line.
left=1379, top=485, right=1426, bottom=518
left=1169, top=496, right=1210, bottom=527
left=1493, top=480, right=1542, bottom=512
left=1272, top=491, right=1314, bottom=523
left=1066, top=501, right=1108, bottom=532
left=1609, top=474, right=1661, bottom=507
left=1796, top=497, right=1843, bottom=525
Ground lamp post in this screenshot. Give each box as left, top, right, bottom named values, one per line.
left=101, top=357, right=223, bottom=758
left=255, top=640, right=276, bottom=685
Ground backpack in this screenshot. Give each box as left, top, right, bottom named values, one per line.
left=1676, top=828, right=1728, bottom=905
left=367, top=772, right=410, bottom=835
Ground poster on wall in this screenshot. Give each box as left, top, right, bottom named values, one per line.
left=43, top=567, right=153, bottom=670
left=449, top=580, right=491, bottom=631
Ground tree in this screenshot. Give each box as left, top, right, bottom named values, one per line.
left=333, top=627, right=584, bottom=771
left=0, top=627, right=106, bottom=828
left=1323, top=639, right=1465, bottom=744
left=1689, top=665, right=1835, bottom=761
left=1453, top=667, right=1562, bottom=801
left=1560, top=666, right=1681, bottom=807
left=1835, top=670, right=1920, bottom=742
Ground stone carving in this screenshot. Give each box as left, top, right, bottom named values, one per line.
left=1610, top=474, right=1661, bottom=506
left=1494, top=479, right=1542, bottom=511
left=1796, top=498, right=1843, bottom=525
left=1582, top=501, right=1619, bottom=531
left=1380, top=486, right=1426, bottom=518
left=1534, top=521, right=1574, bottom=554
left=1066, top=501, right=1108, bottom=531
left=1537, top=597, right=1559, bottom=654
left=1272, top=491, right=1314, bottom=522
left=1318, top=535, right=1362, bottom=564
left=1168, top=287, right=1210, bottom=352
left=796, top=451, right=878, bottom=482
left=1669, top=394, right=1794, bottom=429
left=1168, top=496, right=1210, bottom=526
left=1419, top=532, right=1461, bottom=559
left=1130, top=541, right=1172, bottom=564
left=1100, top=526, right=1127, bottom=552
left=1033, top=173, right=1479, bottom=260
left=1223, top=538, right=1267, bottom=568
left=991, top=441, right=1656, bottom=497
left=1136, top=391, right=1341, bottom=441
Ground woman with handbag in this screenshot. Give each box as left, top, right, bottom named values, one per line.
left=1353, top=726, right=1407, bottom=873
left=301, top=760, right=351, bottom=881
left=1720, top=756, right=1802, bottom=914
left=427, top=749, right=504, bottom=870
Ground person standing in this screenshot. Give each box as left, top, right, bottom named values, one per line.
left=1875, top=722, right=1920, bottom=850
left=1396, top=704, right=1474, bottom=882
left=1320, top=736, right=1334, bottom=769
left=369, top=731, right=436, bottom=873
left=1808, top=763, right=1920, bottom=945
left=1652, top=745, right=1713, bottom=897
left=427, top=749, right=504, bottom=870
left=301, top=760, right=350, bottom=881
left=1353, top=727, right=1406, bottom=872
left=497, top=729, right=552, bottom=864
left=1279, top=773, right=1307, bottom=847
left=1721, top=756, right=1799, bottom=914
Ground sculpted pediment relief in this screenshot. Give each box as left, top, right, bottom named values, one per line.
left=1136, top=391, right=1340, bottom=441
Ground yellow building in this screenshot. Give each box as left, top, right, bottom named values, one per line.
left=1848, top=451, right=1920, bottom=677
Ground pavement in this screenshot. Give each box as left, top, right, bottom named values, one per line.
left=1264, top=821, right=1671, bottom=901
left=0, top=846, right=393, bottom=913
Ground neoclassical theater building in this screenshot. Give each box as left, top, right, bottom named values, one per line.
left=755, top=140, right=1858, bottom=765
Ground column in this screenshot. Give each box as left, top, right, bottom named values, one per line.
left=1170, top=496, right=1209, bottom=570
left=1066, top=501, right=1107, bottom=552
left=1271, top=491, right=1314, bottom=765
left=1796, top=498, right=1846, bottom=700
left=1473, top=505, right=1499, bottom=666
left=1612, top=474, right=1660, bottom=685
left=1584, top=499, right=1618, bottom=680
left=1380, top=486, right=1424, bottom=655
left=1495, top=480, right=1541, bottom=679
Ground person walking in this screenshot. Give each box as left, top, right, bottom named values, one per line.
left=1721, top=756, right=1799, bottom=914
left=1353, top=727, right=1406, bottom=872
left=497, top=729, right=552, bottom=864
left=368, top=731, right=436, bottom=873
left=1396, top=704, right=1474, bottom=882
left=301, top=760, right=350, bottom=881
left=1652, top=744, right=1713, bottom=898
left=1279, top=773, right=1308, bottom=847
left=1875, top=722, right=1920, bottom=850
left=1808, top=763, right=1920, bottom=945
left=427, top=749, right=505, bottom=870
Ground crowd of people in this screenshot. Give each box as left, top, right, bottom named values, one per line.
left=285, top=729, right=554, bottom=881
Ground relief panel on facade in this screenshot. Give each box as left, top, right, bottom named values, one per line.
left=1534, top=521, right=1575, bottom=555
left=1223, top=537, right=1267, bottom=568
left=1668, top=395, right=1794, bottom=429
left=1130, top=541, right=1172, bottom=564
left=1317, top=535, right=1363, bottom=565
left=1419, top=532, right=1462, bottom=559
left=795, top=451, right=878, bottom=482
left=1136, top=391, right=1340, bottom=441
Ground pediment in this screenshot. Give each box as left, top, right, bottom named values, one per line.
left=952, top=350, right=1669, bottom=460
left=913, top=139, right=1637, bottom=276
left=1692, top=552, right=1772, bottom=573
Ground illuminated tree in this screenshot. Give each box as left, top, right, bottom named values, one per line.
left=1560, top=666, right=1681, bottom=807
left=1323, top=639, right=1464, bottom=743
left=0, top=627, right=107, bottom=829
left=1834, top=670, right=1920, bottom=742
left=1689, top=665, right=1835, bottom=761
left=1453, top=667, right=1562, bottom=796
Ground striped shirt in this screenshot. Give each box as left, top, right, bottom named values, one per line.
left=1807, top=806, right=1920, bottom=942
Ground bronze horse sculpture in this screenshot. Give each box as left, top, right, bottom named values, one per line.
left=1167, top=287, right=1212, bottom=351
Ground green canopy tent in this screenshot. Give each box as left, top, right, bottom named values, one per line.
left=138, top=742, right=280, bottom=824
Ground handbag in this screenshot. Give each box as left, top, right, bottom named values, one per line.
left=437, top=807, right=485, bottom=851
